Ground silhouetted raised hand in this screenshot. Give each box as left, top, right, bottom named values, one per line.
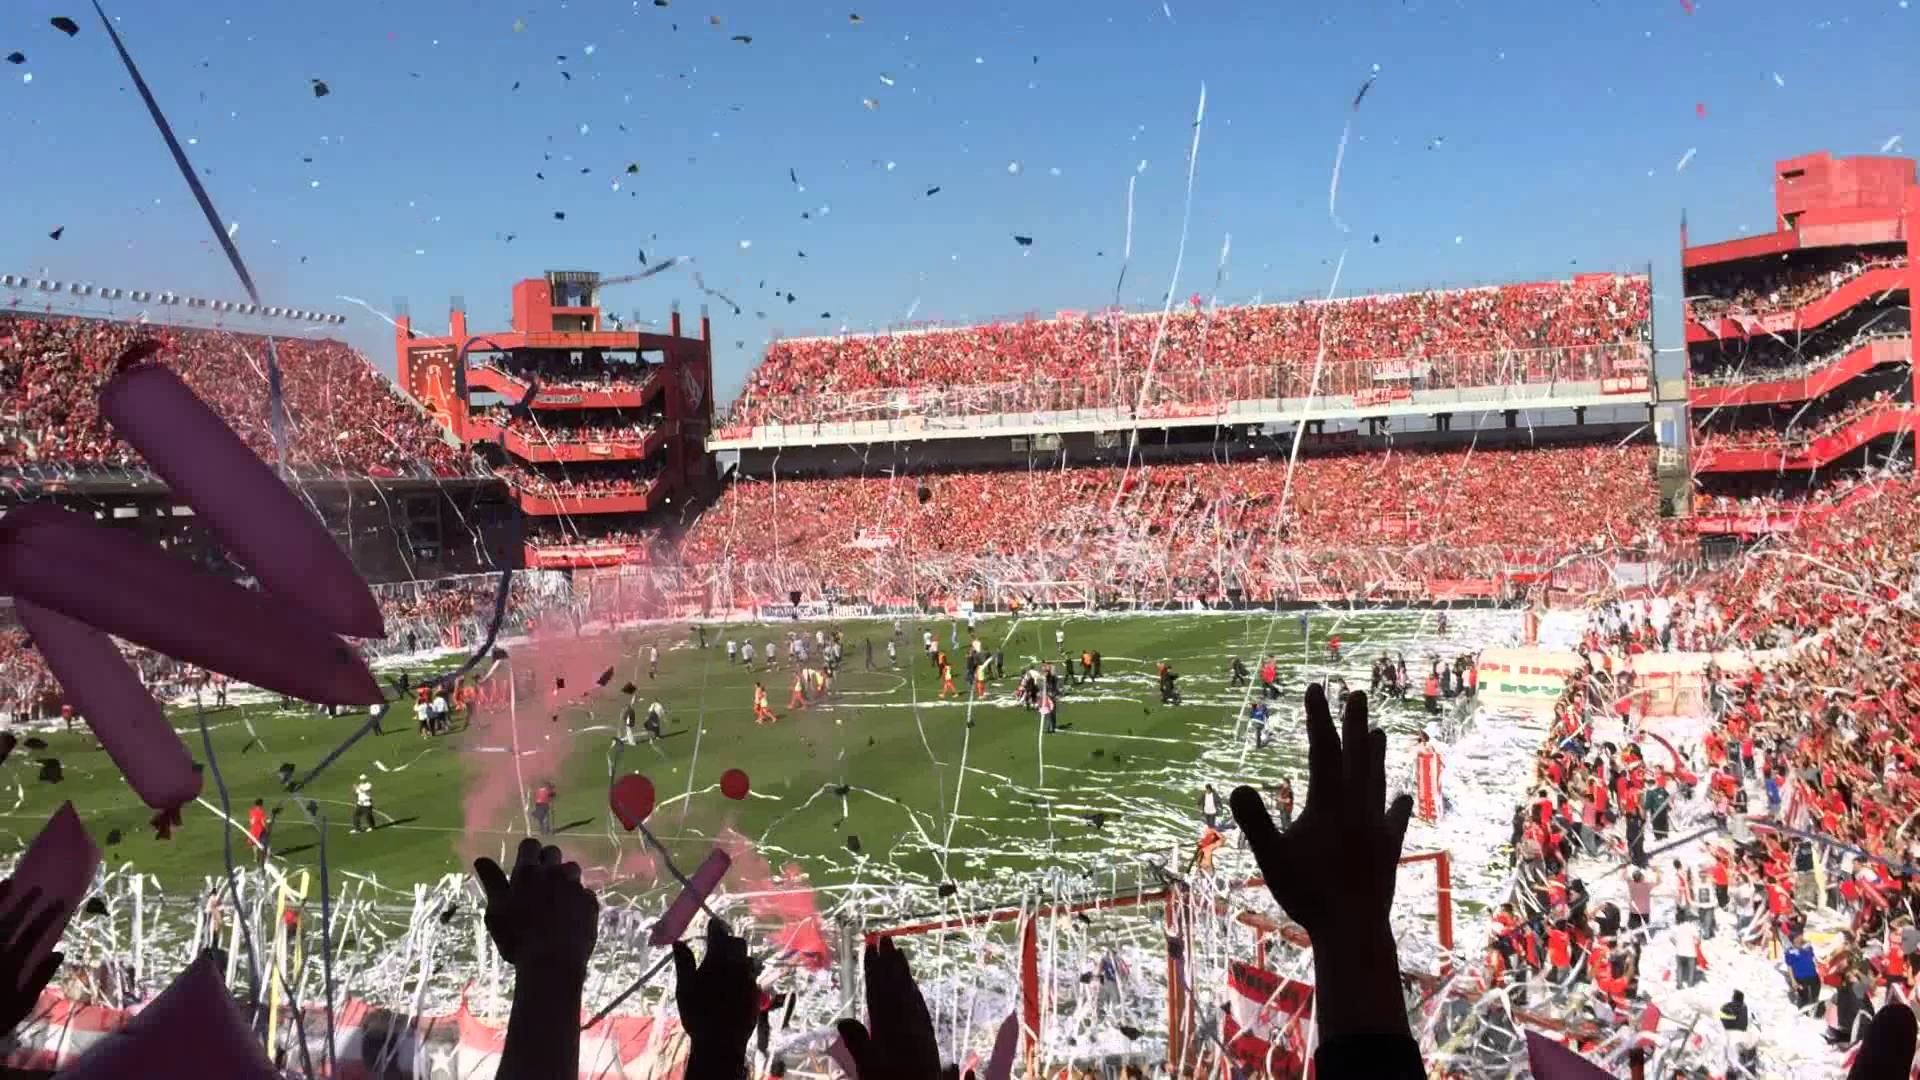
left=1849, top=1002, right=1917, bottom=1080
left=1231, top=686, right=1420, bottom=1075
left=837, top=938, right=943, bottom=1080
left=0, top=881, right=63, bottom=1036
left=476, top=838, right=598, bottom=1080
left=475, top=837, right=598, bottom=975
left=674, top=918, right=761, bottom=1080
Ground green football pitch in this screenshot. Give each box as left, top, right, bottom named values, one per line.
left=0, top=610, right=1475, bottom=903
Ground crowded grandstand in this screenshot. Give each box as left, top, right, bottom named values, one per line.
left=1, top=4, right=1918, bottom=1063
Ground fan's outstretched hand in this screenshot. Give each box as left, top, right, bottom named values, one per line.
left=674, top=918, right=761, bottom=1079
left=1849, top=1002, right=1917, bottom=1080
left=473, top=837, right=599, bottom=976
left=837, top=937, right=943, bottom=1080
left=1231, top=685, right=1413, bottom=1041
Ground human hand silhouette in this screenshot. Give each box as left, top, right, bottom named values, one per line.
left=1231, top=685, right=1413, bottom=1041
left=0, top=881, right=64, bottom=1036
left=673, top=918, right=761, bottom=1079
left=1848, top=1002, right=1916, bottom=1080
left=836, top=938, right=943, bottom=1080
left=474, top=837, right=598, bottom=978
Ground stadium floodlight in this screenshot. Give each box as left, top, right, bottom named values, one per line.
left=0, top=275, right=15, bottom=288
left=38, top=280, right=57, bottom=292
left=131, top=290, right=150, bottom=302
left=72, top=284, right=92, bottom=296
left=102, top=287, right=121, bottom=300
left=159, top=293, right=177, bottom=304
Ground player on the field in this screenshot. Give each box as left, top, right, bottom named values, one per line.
left=647, top=644, right=659, bottom=679
left=531, top=781, right=556, bottom=836
left=939, top=659, right=957, bottom=698
left=788, top=672, right=808, bottom=711
left=973, top=658, right=988, bottom=699
left=352, top=775, right=376, bottom=834
left=753, top=683, right=777, bottom=725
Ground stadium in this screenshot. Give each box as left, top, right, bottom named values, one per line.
left=1, top=124, right=1918, bottom=1080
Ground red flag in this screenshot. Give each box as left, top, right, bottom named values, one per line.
left=1220, top=960, right=1313, bottom=1076
left=1020, top=915, right=1040, bottom=1074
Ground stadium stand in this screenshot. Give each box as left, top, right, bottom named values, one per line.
left=0, top=314, right=475, bottom=478
left=728, top=276, right=1652, bottom=427
left=676, top=444, right=1659, bottom=605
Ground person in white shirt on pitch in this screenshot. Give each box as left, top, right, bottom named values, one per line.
left=352, top=775, right=376, bottom=834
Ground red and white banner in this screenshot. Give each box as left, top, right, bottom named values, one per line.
left=6, top=990, right=688, bottom=1079
left=1221, top=960, right=1314, bottom=1077
left=1353, top=386, right=1413, bottom=408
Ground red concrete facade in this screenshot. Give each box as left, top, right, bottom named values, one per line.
left=1681, top=152, right=1917, bottom=530
left=396, top=272, right=715, bottom=567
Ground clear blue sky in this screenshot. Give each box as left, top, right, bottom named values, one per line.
left=1, top=0, right=1912, bottom=401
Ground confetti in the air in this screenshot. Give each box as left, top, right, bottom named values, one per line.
left=1771, top=72, right=1785, bottom=87
left=732, top=35, right=753, bottom=44
left=924, top=186, right=941, bottom=196
left=511, top=18, right=526, bottom=32
left=50, top=17, right=79, bottom=37
left=4, top=53, right=24, bottom=65
left=1695, top=102, right=1707, bottom=118
left=626, top=162, right=641, bottom=174
left=47, top=226, right=63, bottom=241
left=1676, top=146, right=1698, bottom=171
left=1013, top=235, right=1034, bottom=247
left=1881, top=134, right=1904, bottom=152
left=1007, top=161, right=1022, bottom=175
left=849, top=13, right=862, bottom=23
left=739, top=239, right=752, bottom=250
left=1679, top=0, right=1694, bottom=11
left=310, top=79, right=330, bottom=98
left=861, top=97, right=879, bottom=110
left=879, top=73, right=895, bottom=86
left=553, top=210, right=566, bottom=220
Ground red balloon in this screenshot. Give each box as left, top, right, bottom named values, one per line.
left=720, top=768, right=751, bottom=801
left=610, top=774, right=656, bottom=829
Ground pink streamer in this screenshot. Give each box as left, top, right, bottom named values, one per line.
left=17, top=601, right=201, bottom=835
left=100, top=362, right=383, bottom=640
left=0, top=504, right=381, bottom=705
left=649, top=848, right=730, bottom=947
left=4, top=803, right=100, bottom=992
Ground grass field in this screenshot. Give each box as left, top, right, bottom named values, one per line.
left=1, top=610, right=1484, bottom=907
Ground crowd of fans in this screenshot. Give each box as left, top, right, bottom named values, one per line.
left=524, top=522, right=663, bottom=551
left=471, top=408, right=660, bottom=445
left=728, top=276, right=1652, bottom=427
left=1477, top=466, right=1920, bottom=1066
left=0, top=315, right=474, bottom=478
left=1686, top=253, right=1907, bottom=322
left=1694, top=392, right=1908, bottom=455
left=1690, top=327, right=1910, bottom=386
left=477, top=351, right=653, bottom=392
left=674, top=443, right=1660, bottom=603
left=495, top=462, right=661, bottom=499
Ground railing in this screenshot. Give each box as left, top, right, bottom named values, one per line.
left=1688, top=334, right=1909, bottom=406
left=1684, top=259, right=1910, bottom=343
left=725, top=342, right=1648, bottom=432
